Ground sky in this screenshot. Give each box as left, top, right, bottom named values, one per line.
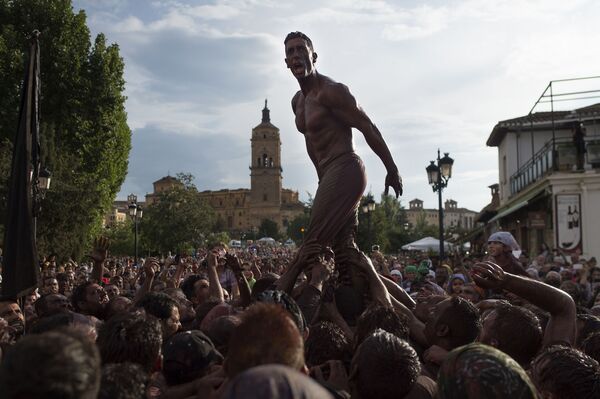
left=72, top=0, right=600, bottom=212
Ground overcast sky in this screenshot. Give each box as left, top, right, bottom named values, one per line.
left=72, top=0, right=600, bottom=212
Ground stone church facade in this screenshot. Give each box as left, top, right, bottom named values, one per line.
left=146, top=102, right=305, bottom=234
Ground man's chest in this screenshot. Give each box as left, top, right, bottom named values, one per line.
left=294, top=95, right=331, bottom=134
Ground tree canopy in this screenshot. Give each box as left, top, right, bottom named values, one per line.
left=0, top=0, right=130, bottom=258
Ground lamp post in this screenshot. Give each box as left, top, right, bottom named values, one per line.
left=426, top=150, right=454, bottom=260
left=127, top=194, right=143, bottom=266
left=362, top=197, right=376, bottom=251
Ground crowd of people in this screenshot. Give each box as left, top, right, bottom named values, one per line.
left=1, top=231, right=600, bottom=398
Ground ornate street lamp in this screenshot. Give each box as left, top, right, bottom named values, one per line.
left=425, top=150, right=454, bottom=260
left=362, top=196, right=376, bottom=251
left=127, top=194, right=142, bottom=265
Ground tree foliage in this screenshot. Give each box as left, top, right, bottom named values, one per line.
left=0, top=1, right=130, bottom=259
left=258, top=219, right=280, bottom=241
left=140, top=176, right=216, bottom=255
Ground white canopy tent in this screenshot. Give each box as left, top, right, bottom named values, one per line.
left=401, top=236, right=453, bottom=252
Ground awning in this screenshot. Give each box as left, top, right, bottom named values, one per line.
left=488, top=186, right=548, bottom=223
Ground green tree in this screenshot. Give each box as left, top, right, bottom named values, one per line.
left=103, top=220, right=135, bottom=256
left=287, top=212, right=310, bottom=244
left=258, top=219, right=280, bottom=240
left=0, top=1, right=131, bottom=259
left=140, top=175, right=216, bottom=254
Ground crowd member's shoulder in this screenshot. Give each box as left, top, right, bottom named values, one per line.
left=404, top=375, right=437, bottom=399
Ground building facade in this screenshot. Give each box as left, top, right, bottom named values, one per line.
left=484, top=103, right=600, bottom=258
left=106, top=102, right=305, bottom=234
left=406, top=198, right=478, bottom=230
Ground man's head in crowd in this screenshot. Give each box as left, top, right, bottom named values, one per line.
left=435, top=265, right=451, bottom=287
left=544, top=271, right=562, bottom=287
left=72, top=281, right=108, bottom=318
left=438, top=343, right=537, bottom=399
left=104, top=284, right=120, bottom=300
left=582, top=331, right=600, bottom=364
left=0, top=299, right=25, bottom=337
left=305, top=321, right=352, bottom=367
left=354, top=303, right=409, bottom=348
left=576, top=314, right=600, bottom=347
left=477, top=304, right=542, bottom=367
left=424, top=297, right=480, bottom=351
left=163, top=287, right=196, bottom=326
left=458, top=283, right=482, bottom=303
left=531, top=345, right=600, bottom=399
left=98, top=363, right=148, bottom=399
left=0, top=330, right=101, bottom=399
left=487, top=231, right=520, bottom=259
left=137, top=292, right=181, bottom=340
left=225, top=303, right=305, bottom=378
left=96, top=312, right=162, bottom=373
left=42, top=276, right=59, bottom=295
left=181, top=274, right=210, bottom=306
left=256, top=290, right=307, bottom=336
left=349, top=330, right=420, bottom=399
left=203, top=315, right=241, bottom=356
left=162, top=330, right=224, bottom=386
left=56, top=272, right=73, bottom=295
left=35, top=293, right=70, bottom=318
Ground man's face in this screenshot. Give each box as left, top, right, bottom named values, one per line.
left=285, top=37, right=316, bottom=79
left=424, top=298, right=452, bottom=345
left=435, top=267, right=449, bottom=285
left=111, top=276, right=124, bottom=290
left=84, top=283, right=108, bottom=314
left=172, top=291, right=196, bottom=323
left=0, top=301, right=25, bottom=335
left=591, top=269, right=600, bottom=282
left=43, top=278, right=59, bottom=295
left=459, top=285, right=479, bottom=303
left=487, top=241, right=506, bottom=257
left=105, top=284, right=120, bottom=300
left=193, top=278, right=210, bottom=306
left=163, top=306, right=181, bottom=339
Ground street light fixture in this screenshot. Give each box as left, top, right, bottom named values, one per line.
left=127, top=193, right=142, bottom=266
left=362, top=197, right=376, bottom=250
left=425, top=150, right=454, bottom=260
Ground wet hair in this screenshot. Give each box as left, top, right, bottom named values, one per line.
left=137, top=292, right=178, bottom=320
left=352, top=330, right=420, bottom=399
left=30, top=312, right=74, bottom=334
left=582, top=331, right=600, bottom=364
left=439, top=297, right=481, bottom=348
left=577, top=313, right=600, bottom=346
left=256, top=290, right=307, bottom=334
left=250, top=274, right=278, bottom=301
left=438, top=343, right=536, bottom=399
left=98, top=363, right=148, bottom=399
left=226, top=303, right=304, bottom=378
left=354, top=304, right=409, bottom=348
left=71, top=281, right=94, bottom=311
left=305, top=321, right=352, bottom=367
left=488, top=304, right=542, bottom=367
left=0, top=330, right=101, bottom=399
left=96, top=312, right=162, bottom=373
left=284, top=31, right=313, bottom=50
left=531, top=345, right=600, bottom=398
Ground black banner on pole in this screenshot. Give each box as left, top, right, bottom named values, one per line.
left=2, top=32, right=41, bottom=299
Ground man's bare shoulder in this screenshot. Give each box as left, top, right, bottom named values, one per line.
left=291, top=90, right=303, bottom=113
left=318, top=76, right=354, bottom=107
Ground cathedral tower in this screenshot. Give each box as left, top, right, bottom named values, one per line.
left=250, top=100, right=282, bottom=224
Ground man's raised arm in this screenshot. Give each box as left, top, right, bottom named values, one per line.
left=473, top=261, right=576, bottom=346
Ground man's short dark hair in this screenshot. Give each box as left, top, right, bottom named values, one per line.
left=489, top=304, right=542, bottom=366
left=354, top=304, right=409, bottom=348
left=352, top=330, right=420, bottom=399
left=532, top=345, right=600, bottom=399
left=284, top=31, right=313, bottom=50
left=137, top=292, right=178, bottom=320
left=582, top=331, right=600, bottom=364
left=0, top=330, right=100, bottom=399
left=226, top=303, right=304, bottom=378
left=96, top=312, right=162, bottom=373
left=439, top=297, right=481, bottom=348
left=305, top=321, right=352, bottom=367
left=98, top=363, right=148, bottom=399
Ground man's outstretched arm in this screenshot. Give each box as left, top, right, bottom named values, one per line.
left=473, top=261, right=577, bottom=346
left=323, top=83, right=402, bottom=197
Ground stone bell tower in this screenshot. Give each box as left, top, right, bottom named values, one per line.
left=250, top=100, right=282, bottom=225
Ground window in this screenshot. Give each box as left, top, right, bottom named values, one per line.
left=263, top=194, right=268, bottom=201
left=257, top=157, right=261, bottom=166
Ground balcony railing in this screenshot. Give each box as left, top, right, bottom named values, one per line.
left=510, top=136, right=600, bottom=195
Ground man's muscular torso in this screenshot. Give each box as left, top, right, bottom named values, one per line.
left=291, top=75, right=355, bottom=178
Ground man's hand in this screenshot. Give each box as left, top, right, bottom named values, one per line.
left=424, top=345, right=449, bottom=365
left=143, top=257, right=159, bottom=280
left=90, top=236, right=109, bottom=264
left=207, top=251, right=218, bottom=269
left=384, top=170, right=403, bottom=198
left=226, top=253, right=243, bottom=277
left=293, top=241, right=322, bottom=269
left=472, top=261, right=508, bottom=290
